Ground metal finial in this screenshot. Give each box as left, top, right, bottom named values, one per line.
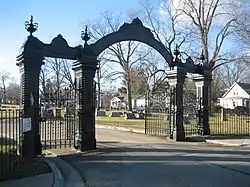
left=81, top=26, right=90, bottom=45
left=173, top=44, right=180, bottom=57
left=25, top=15, right=38, bottom=35
left=200, top=50, right=205, bottom=61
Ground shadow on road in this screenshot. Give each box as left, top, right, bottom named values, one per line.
left=59, top=141, right=250, bottom=187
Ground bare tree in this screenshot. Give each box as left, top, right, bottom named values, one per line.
left=96, top=52, right=110, bottom=110
left=216, top=61, right=250, bottom=88
left=139, top=0, right=194, bottom=56
left=40, top=64, right=52, bottom=97
left=86, top=11, right=151, bottom=111
left=125, top=0, right=195, bottom=94
left=139, top=52, right=168, bottom=93
left=172, top=0, right=246, bottom=68
left=118, top=67, right=148, bottom=96
left=0, top=71, right=14, bottom=103
left=44, top=58, right=74, bottom=91
left=6, top=83, right=21, bottom=104
left=233, top=0, right=250, bottom=48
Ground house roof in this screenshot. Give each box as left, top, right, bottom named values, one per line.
left=111, top=96, right=125, bottom=101
left=133, top=94, right=146, bottom=100
left=237, top=82, right=250, bottom=95
left=222, top=82, right=250, bottom=98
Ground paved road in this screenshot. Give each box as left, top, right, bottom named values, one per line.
left=61, top=128, right=250, bottom=187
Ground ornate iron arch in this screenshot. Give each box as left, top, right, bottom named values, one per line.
left=90, top=18, right=173, bottom=65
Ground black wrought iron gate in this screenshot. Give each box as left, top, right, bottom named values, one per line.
left=145, top=91, right=171, bottom=137
left=183, top=90, right=201, bottom=136
left=39, top=85, right=77, bottom=150
left=145, top=89, right=203, bottom=138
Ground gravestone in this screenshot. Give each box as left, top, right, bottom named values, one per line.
left=221, top=108, right=227, bottom=121
left=187, top=113, right=195, bottom=120
left=96, top=110, right=106, bottom=116
left=125, top=113, right=136, bottom=119
left=136, top=113, right=145, bottom=119
left=165, top=115, right=170, bottom=121
left=109, top=111, right=121, bottom=117
left=183, top=115, right=190, bottom=124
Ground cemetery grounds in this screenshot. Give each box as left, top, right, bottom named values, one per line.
left=96, top=110, right=250, bottom=136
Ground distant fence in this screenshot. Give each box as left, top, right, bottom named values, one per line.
left=0, top=110, right=23, bottom=181
left=210, top=106, right=250, bottom=136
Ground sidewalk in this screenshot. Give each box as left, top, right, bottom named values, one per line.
left=96, top=124, right=250, bottom=147
left=201, top=136, right=250, bottom=147
left=0, top=152, right=85, bottom=187
left=0, top=173, right=53, bottom=187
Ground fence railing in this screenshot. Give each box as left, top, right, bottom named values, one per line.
left=210, top=106, right=250, bottom=136
left=0, top=110, right=23, bottom=181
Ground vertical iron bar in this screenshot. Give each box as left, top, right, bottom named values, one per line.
left=0, top=111, right=3, bottom=179
left=64, top=90, right=67, bottom=148
left=54, top=108, right=57, bottom=149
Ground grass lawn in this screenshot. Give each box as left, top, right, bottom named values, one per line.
left=96, top=112, right=250, bottom=136
left=0, top=144, right=51, bottom=182
left=96, top=116, right=145, bottom=130
left=210, top=113, right=250, bottom=136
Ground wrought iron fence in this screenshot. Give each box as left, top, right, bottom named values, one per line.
left=210, top=105, right=250, bottom=136
left=0, top=109, right=23, bottom=181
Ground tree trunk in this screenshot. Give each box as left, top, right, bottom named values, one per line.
left=126, top=78, right=132, bottom=111
left=97, top=69, right=101, bottom=111
left=3, top=89, right=6, bottom=103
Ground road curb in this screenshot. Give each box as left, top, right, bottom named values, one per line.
left=96, top=124, right=145, bottom=134
left=205, top=140, right=244, bottom=147
left=44, top=150, right=86, bottom=187
left=38, top=154, right=64, bottom=187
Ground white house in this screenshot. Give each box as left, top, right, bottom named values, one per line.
left=219, top=82, right=250, bottom=109
left=110, top=96, right=126, bottom=109
left=110, top=95, right=147, bottom=110
left=132, top=95, right=146, bottom=109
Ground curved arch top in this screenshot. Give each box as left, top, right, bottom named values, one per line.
left=90, top=18, right=173, bottom=65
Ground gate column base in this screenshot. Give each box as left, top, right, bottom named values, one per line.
left=172, top=130, right=185, bottom=141
left=34, top=134, right=42, bottom=155
left=22, top=132, right=38, bottom=159
left=80, top=136, right=96, bottom=151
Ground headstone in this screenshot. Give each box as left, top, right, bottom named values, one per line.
left=187, top=113, right=195, bottom=120
left=221, top=108, right=227, bottom=121
left=96, top=110, right=106, bottom=116
left=125, top=113, right=136, bottom=119
left=165, top=115, right=170, bottom=121
left=109, top=112, right=121, bottom=117
left=136, top=113, right=145, bottom=119
left=183, top=115, right=190, bottom=124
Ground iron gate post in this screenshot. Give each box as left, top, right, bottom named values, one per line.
left=193, top=76, right=205, bottom=135
left=74, top=48, right=98, bottom=151
left=80, top=59, right=98, bottom=151
left=203, top=70, right=212, bottom=135
left=193, top=71, right=211, bottom=135
left=166, top=66, right=186, bottom=141
left=16, top=35, right=44, bottom=158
